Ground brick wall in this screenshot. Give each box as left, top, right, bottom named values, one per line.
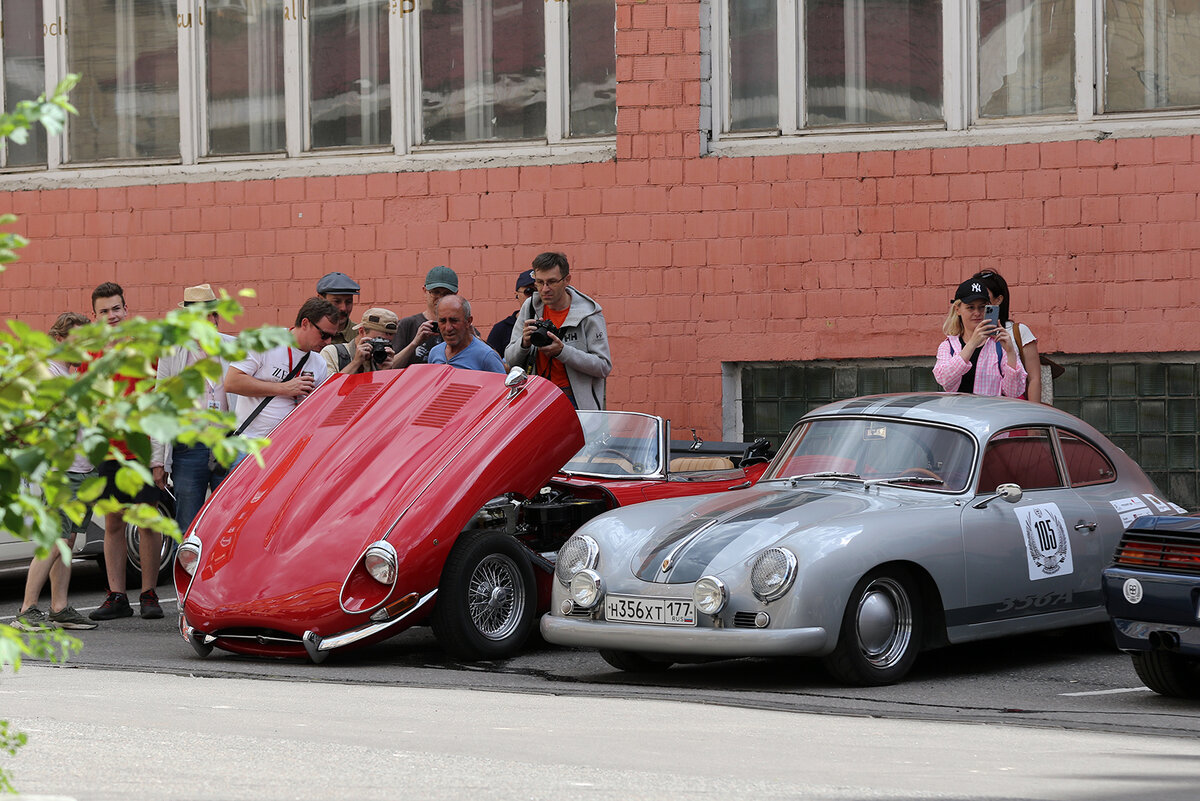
left=2, top=0, right=1198, bottom=437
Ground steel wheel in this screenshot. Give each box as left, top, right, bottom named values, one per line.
left=467, top=553, right=526, bottom=641
left=823, top=568, right=923, bottom=686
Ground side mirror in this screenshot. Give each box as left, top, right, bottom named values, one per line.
left=972, top=482, right=1023, bottom=509
left=504, top=367, right=528, bottom=399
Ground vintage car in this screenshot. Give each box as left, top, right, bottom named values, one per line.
left=542, top=393, right=1179, bottom=686
left=1103, top=513, right=1200, bottom=698
left=173, top=364, right=769, bottom=663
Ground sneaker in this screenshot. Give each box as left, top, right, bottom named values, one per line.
left=49, top=605, right=98, bottom=630
left=139, top=589, right=164, bottom=620
left=13, top=607, right=51, bottom=631
left=89, top=592, right=133, bottom=621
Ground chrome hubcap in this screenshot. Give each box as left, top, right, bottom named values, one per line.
left=855, top=577, right=913, bottom=669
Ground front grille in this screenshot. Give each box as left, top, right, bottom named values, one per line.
left=1113, top=533, right=1200, bottom=576
left=213, top=627, right=304, bottom=645
left=734, top=611, right=762, bottom=628
left=565, top=604, right=593, bottom=618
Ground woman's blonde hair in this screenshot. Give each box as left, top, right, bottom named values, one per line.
left=942, top=300, right=965, bottom=338
left=49, top=311, right=90, bottom=341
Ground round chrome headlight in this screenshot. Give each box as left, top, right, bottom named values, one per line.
left=692, top=576, right=727, bottom=616
left=363, top=541, right=398, bottom=585
left=569, top=569, right=603, bottom=609
left=556, top=534, right=599, bottom=585
left=177, top=541, right=201, bottom=577
left=750, top=547, right=798, bottom=601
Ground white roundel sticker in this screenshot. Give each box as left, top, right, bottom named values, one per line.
left=1123, top=578, right=1143, bottom=605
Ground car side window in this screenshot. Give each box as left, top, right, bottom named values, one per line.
left=978, top=428, right=1063, bottom=493
left=1057, top=430, right=1117, bottom=487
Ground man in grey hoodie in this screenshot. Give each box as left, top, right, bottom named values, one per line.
left=505, top=252, right=612, bottom=410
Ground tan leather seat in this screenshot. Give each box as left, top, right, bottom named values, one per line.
left=670, top=456, right=735, bottom=472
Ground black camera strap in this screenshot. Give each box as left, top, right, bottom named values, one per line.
left=232, top=351, right=310, bottom=437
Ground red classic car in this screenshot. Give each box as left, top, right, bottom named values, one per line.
left=174, top=364, right=769, bottom=663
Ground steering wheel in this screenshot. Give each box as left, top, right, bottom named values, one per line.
left=898, top=468, right=942, bottom=481
left=590, top=448, right=636, bottom=472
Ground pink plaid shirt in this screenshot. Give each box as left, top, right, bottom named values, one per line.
left=934, top=336, right=1028, bottom=398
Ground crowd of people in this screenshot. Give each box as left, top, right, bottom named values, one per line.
left=13, top=252, right=613, bottom=630
left=15, top=263, right=1047, bottom=631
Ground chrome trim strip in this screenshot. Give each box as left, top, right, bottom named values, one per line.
left=540, top=613, right=827, bottom=656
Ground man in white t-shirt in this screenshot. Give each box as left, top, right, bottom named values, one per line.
left=224, top=297, right=338, bottom=440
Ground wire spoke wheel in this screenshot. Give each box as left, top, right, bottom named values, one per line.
left=467, top=554, right=525, bottom=641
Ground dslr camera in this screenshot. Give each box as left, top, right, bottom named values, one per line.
left=529, top=318, right=561, bottom=348
left=369, top=338, right=391, bottom=365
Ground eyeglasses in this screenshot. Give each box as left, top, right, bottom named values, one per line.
left=520, top=287, right=534, bottom=297
left=533, top=277, right=563, bottom=288
left=316, top=325, right=337, bottom=341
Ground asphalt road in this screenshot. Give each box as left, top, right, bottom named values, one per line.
left=3, top=561, right=1198, bottom=741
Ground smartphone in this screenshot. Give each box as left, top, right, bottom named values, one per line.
left=983, top=304, right=1000, bottom=331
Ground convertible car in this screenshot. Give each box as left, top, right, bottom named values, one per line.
left=542, top=393, right=1179, bottom=685
left=1103, top=513, right=1200, bottom=698
left=173, top=364, right=768, bottom=662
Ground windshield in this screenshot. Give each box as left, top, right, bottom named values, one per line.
left=763, top=417, right=975, bottom=492
left=561, top=411, right=663, bottom=477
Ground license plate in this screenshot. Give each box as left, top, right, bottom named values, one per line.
left=604, top=594, right=695, bottom=626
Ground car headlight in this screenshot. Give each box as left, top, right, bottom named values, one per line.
left=177, top=536, right=202, bottom=577
left=556, top=534, right=599, bottom=585
left=693, top=576, right=727, bottom=615
left=750, top=547, right=797, bottom=602
left=569, top=569, right=603, bottom=609
left=363, top=541, right=398, bottom=585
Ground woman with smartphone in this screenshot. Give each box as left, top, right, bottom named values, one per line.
left=934, top=278, right=1027, bottom=397
left=972, top=269, right=1044, bottom=403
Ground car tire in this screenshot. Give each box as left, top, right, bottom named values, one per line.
left=599, top=649, right=674, bottom=673
left=124, top=491, right=178, bottom=589
left=822, top=568, right=922, bottom=686
left=431, top=529, right=537, bottom=661
left=1131, top=651, right=1200, bottom=699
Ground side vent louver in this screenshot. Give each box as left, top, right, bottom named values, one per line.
left=319, top=384, right=383, bottom=427
left=412, top=384, right=480, bottom=429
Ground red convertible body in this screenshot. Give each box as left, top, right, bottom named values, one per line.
left=175, top=365, right=767, bottom=662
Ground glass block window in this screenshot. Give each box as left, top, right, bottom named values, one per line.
left=740, top=358, right=1200, bottom=509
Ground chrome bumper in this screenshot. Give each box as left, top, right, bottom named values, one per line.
left=540, top=613, right=828, bottom=657
left=303, top=589, right=437, bottom=663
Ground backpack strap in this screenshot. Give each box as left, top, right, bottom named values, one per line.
left=335, top=343, right=352, bottom=371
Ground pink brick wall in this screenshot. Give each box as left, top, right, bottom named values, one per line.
left=1, top=0, right=1197, bottom=436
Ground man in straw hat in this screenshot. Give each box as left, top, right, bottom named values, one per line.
left=321, top=307, right=398, bottom=375
left=150, top=284, right=236, bottom=545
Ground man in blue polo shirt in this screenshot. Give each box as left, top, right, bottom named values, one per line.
left=428, top=295, right=505, bottom=373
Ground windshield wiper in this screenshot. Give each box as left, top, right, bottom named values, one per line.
left=785, top=471, right=864, bottom=485
left=867, top=476, right=945, bottom=487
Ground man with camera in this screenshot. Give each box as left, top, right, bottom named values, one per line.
left=321, top=307, right=398, bottom=375
left=505, top=251, right=611, bottom=410
left=388, top=265, right=457, bottom=368
left=428, top=295, right=505, bottom=373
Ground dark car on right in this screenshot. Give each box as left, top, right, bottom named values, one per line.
left=1103, top=513, right=1200, bottom=698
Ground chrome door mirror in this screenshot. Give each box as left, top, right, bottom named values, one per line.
left=972, top=482, right=1023, bottom=509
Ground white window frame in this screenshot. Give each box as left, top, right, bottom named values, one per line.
left=0, top=0, right=613, bottom=188
left=708, top=0, right=1200, bottom=158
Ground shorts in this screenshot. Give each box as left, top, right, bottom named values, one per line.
left=59, top=469, right=99, bottom=537
left=97, top=460, right=161, bottom=506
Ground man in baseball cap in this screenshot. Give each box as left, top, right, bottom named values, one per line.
left=322, top=307, right=398, bottom=375
left=316, top=271, right=361, bottom=345
left=486, top=269, right=536, bottom=360
left=390, top=266, right=461, bottom=368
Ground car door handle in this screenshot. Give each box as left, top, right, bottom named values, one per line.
left=1074, top=521, right=1097, bottom=532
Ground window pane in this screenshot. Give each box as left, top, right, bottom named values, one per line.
left=806, top=0, right=942, bottom=126
left=207, top=0, right=285, bottom=155
left=421, top=0, right=545, bottom=143
left=568, top=0, right=616, bottom=136
left=729, top=0, right=777, bottom=131
left=2, top=0, right=46, bottom=166
left=65, top=0, right=179, bottom=162
left=978, top=0, right=1074, bottom=118
left=1105, top=0, right=1200, bottom=112
left=310, top=0, right=390, bottom=149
